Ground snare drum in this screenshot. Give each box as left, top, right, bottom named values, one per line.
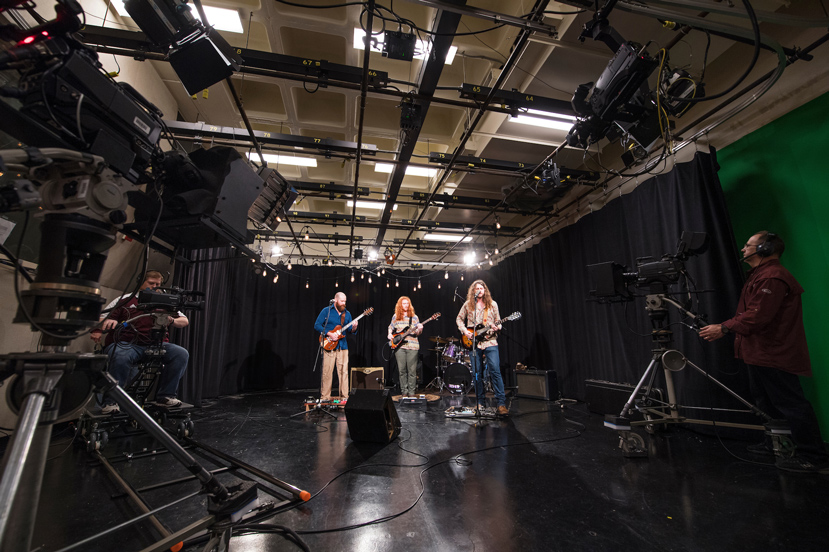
left=442, top=343, right=458, bottom=363
left=444, top=362, right=473, bottom=394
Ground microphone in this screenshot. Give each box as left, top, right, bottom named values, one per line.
left=453, top=287, right=458, bottom=303
left=329, top=299, right=336, bottom=304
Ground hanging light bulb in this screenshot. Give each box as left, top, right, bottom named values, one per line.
left=444, top=270, right=449, bottom=279
left=395, top=279, right=399, bottom=287
left=438, top=282, right=441, bottom=289
left=368, top=274, right=372, bottom=283
left=417, top=278, right=421, bottom=289
left=273, top=274, right=278, bottom=283
left=489, top=259, right=493, bottom=265
left=327, top=258, right=333, bottom=267
left=287, top=259, right=292, bottom=270
left=413, top=284, right=417, bottom=292
left=262, top=268, right=268, bottom=277
left=304, top=228, right=310, bottom=240
left=386, top=281, right=389, bottom=288
left=361, top=272, right=365, bottom=280
left=495, top=216, right=501, bottom=230
left=350, top=272, right=355, bottom=283
left=305, top=279, right=309, bottom=288
left=336, top=279, right=339, bottom=287
left=381, top=268, right=385, bottom=275
left=461, top=274, right=464, bottom=281
left=485, top=252, right=489, bottom=259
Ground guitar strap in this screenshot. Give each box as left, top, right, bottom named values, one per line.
left=340, top=311, right=346, bottom=326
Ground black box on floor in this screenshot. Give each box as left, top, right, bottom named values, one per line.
left=516, top=370, right=559, bottom=400
left=344, top=389, right=401, bottom=443
left=584, top=379, right=664, bottom=421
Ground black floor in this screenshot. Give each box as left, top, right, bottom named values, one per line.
left=8, top=390, right=829, bottom=552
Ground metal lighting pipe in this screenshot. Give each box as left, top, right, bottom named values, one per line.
left=401, top=0, right=558, bottom=36
left=393, top=0, right=551, bottom=261
left=348, top=0, right=375, bottom=259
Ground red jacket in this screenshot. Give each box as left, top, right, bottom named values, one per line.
left=722, top=259, right=811, bottom=376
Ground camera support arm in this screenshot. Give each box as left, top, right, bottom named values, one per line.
left=645, top=294, right=707, bottom=328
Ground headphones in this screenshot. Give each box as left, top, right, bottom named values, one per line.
left=755, top=232, right=778, bottom=258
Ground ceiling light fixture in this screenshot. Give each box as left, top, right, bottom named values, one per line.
left=246, top=152, right=317, bottom=167
left=422, top=233, right=473, bottom=243
left=347, top=200, right=398, bottom=210
left=374, top=163, right=438, bottom=178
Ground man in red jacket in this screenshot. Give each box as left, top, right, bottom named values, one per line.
left=700, top=231, right=827, bottom=473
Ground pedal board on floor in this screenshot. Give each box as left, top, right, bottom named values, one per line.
left=444, top=406, right=496, bottom=418
left=399, top=395, right=427, bottom=406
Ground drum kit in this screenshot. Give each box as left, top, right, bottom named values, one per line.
left=426, top=336, right=473, bottom=394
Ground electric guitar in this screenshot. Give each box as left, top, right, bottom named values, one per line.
left=390, top=312, right=441, bottom=350
left=320, top=307, right=374, bottom=351
left=460, top=311, right=522, bottom=349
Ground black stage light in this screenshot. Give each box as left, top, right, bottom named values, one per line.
left=248, top=166, right=298, bottom=232
left=383, top=31, right=416, bottom=61
left=168, top=27, right=242, bottom=95
left=125, top=0, right=242, bottom=95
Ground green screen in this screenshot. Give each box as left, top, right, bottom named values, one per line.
left=717, top=90, right=829, bottom=438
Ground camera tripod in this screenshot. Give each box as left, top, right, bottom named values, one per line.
left=604, top=294, right=793, bottom=458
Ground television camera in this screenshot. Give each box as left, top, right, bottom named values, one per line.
left=588, top=230, right=709, bottom=303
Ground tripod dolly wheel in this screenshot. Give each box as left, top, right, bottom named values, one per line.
left=176, top=419, right=195, bottom=438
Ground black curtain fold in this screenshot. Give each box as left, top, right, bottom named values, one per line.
left=175, top=148, right=753, bottom=421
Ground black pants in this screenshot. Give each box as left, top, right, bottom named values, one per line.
left=748, top=364, right=827, bottom=462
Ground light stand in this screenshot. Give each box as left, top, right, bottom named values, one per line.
left=604, top=293, right=792, bottom=458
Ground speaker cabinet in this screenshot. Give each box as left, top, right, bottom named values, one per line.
left=516, top=369, right=559, bottom=400
left=351, top=367, right=384, bottom=390
left=344, top=389, right=401, bottom=444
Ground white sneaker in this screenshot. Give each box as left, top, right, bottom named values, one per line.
left=155, top=397, right=182, bottom=407
left=101, top=404, right=120, bottom=415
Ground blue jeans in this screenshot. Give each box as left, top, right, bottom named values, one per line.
left=469, top=345, right=506, bottom=407
left=104, top=342, right=189, bottom=403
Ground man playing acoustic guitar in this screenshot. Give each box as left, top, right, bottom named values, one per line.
left=456, top=280, right=508, bottom=416
left=314, top=292, right=358, bottom=401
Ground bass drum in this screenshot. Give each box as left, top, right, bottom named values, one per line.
left=444, top=362, right=473, bottom=394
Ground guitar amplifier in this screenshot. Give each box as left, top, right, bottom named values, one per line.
left=351, top=367, right=384, bottom=390
left=516, top=369, right=559, bottom=401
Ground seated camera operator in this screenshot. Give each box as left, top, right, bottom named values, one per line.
left=699, top=232, right=828, bottom=474
left=91, top=271, right=189, bottom=414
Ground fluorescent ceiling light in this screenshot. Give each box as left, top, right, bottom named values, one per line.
left=374, top=163, right=438, bottom=178
left=423, top=233, right=473, bottom=243
left=246, top=152, right=317, bottom=167
left=510, top=114, right=575, bottom=132
left=353, top=29, right=458, bottom=64
left=347, top=200, right=398, bottom=210
left=109, top=2, right=244, bottom=34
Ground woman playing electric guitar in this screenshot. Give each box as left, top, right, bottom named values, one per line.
left=387, top=296, right=424, bottom=397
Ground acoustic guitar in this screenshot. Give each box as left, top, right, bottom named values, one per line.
left=320, top=307, right=374, bottom=351
left=390, top=312, right=441, bottom=350
left=460, top=311, right=522, bottom=349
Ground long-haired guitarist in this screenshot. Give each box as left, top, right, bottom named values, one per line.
left=314, top=292, right=358, bottom=401
left=386, top=296, right=423, bottom=397
left=456, top=280, right=508, bottom=415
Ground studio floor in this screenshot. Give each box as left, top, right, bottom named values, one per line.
left=7, top=389, right=829, bottom=552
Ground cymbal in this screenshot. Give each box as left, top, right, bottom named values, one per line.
left=429, top=336, right=458, bottom=343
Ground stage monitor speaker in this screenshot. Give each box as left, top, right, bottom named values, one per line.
left=344, top=389, right=401, bottom=444
left=516, top=369, right=559, bottom=400
left=351, top=367, right=384, bottom=390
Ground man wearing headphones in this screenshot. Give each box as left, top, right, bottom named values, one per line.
left=700, top=232, right=827, bottom=473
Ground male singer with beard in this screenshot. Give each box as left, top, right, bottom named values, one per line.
left=699, top=231, right=827, bottom=473
left=456, top=280, right=508, bottom=415
left=314, top=292, right=358, bottom=401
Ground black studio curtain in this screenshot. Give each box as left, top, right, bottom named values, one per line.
left=175, top=148, right=752, bottom=421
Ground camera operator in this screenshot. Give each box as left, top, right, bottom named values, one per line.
left=699, top=232, right=828, bottom=473
left=91, top=271, right=189, bottom=414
